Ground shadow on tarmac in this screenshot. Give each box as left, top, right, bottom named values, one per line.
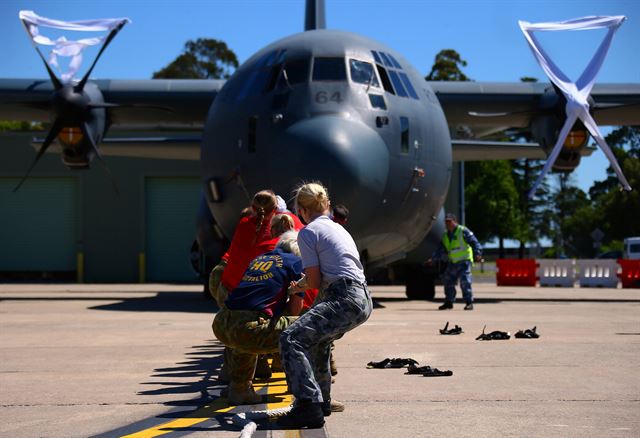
left=90, top=291, right=220, bottom=313
left=137, top=340, right=225, bottom=408
left=93, top=340, right=245, bottom=437
left=1, top=291, right=220, bottom=313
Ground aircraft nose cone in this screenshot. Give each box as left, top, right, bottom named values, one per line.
left=271, top=115, right=389, bottom=223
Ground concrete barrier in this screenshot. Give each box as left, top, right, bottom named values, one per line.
left=577, top=259, right=619, bottom=288
left=538, top=259, right=575, bottom=287
left=618, top=259, right=640, bottom=288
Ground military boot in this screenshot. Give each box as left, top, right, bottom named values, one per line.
left=329, top=352, right=338, bottom=376
left=227, top=381, right=262, bottom=405
left=321, top=399, right=345, bottom=416
left=218, top=362, right=230, bottom=384
left=270, top=354, right=284, bottom=372
left=254, top=354, right=272, bottom=379
left=277, top=400, right=325, bottom=429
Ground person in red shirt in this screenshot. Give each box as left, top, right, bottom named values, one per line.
left=210, top=191, right=304, bottom=305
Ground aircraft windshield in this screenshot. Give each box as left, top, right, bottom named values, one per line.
left=387, top=70, right=408, bottom=97
left=371, top=49, right=419, bottom=101
left=283, top=58, right=310, bottom=85
left=349, top=59, right=380, bottom=88
left=312, top=58, right=346, bottom=81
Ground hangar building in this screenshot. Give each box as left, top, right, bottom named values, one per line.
left=0, top=130, right=464, bottom=283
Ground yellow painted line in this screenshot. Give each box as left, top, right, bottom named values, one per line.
left=120, top=398, right=234, bottom=438
left=121, top=359, right=297, bottom=438
left=261, top=367, right=294, bottom=410
left=261, top=361, right=299, bottom=437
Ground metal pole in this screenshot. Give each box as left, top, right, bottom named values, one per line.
left=459, top=161, right=465, bottom=225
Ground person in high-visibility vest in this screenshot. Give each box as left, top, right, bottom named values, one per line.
left=427, top=213, right=483, bottom=310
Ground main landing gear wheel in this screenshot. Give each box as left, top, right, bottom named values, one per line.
left=405, top=266, right=436, bottom=300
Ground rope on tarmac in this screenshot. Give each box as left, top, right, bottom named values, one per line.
left=232, top=406, right=292, bottom=438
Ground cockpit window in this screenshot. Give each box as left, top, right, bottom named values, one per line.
left=400, top=117, right=409, bottom=153
left=375, top=64, right=395, bottom=95
left=399, top=72, right=419, bottom=99
left=369, top=94, right=386, bottom=110
left=238, top=49, right=286, bottom=99
left=388, top=54, right=402, bottom=69
left=261, top=51, right=278, bottom=68
left=265, top=64, right=283, bottom=92
left=387, top=70, right=408, bottom=97
left=369, top=49, right=419, bottom=100
left=379, top=52, right=393, bottom=67
left=349, top=59, right=379, bottom=87
left=265, top=57, right=311, bottom=92
left=283, top=58, right=310, bottom=85
left=312, top=58, right=347, bottom=81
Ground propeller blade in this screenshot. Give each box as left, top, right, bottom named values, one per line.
left=76, top=21, right=127, bottom=91
left=13, top=119, right=64, bottom=192
left=81, top=122, right=120, bottom=195
left=581, top=112, right=632, bottom=191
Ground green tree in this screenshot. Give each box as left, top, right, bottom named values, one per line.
left=425, top=49, right=470, bottom=81
left=589, top=126, right=640, bottom=241
left=548, top=174, right=592, bottom=257
left=511, top=158, right=552, bottom=256
left=466, top=160, right=523, bottom=257
left=0, top=121, right=44, bottom=132
left=153, top=38, right=239, bottom=79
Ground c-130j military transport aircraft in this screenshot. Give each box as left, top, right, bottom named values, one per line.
left=1, top=1, right=639, bottom=299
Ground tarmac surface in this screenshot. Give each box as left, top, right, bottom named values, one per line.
left=1, top=283, right=639, bottom=437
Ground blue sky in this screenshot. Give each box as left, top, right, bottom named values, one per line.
left=2, top=0, right=639, bottom=192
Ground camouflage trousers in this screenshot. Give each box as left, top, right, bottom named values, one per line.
left=443, top=260, right=473, bottom=303
left=280, top=279, right=373, bottom=403
left=208, top=260, right=227, bottom=302
left=212, top=307, right=297, bottom=383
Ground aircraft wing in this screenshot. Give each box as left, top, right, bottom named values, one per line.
left=0, top=78, right=224, bottom=129
left=451, top=139, right=595, bottom=161
left=431, top=81, right=640, bottom=135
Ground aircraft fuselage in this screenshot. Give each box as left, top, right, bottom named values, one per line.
left=202, top=30, right=452, bottom=265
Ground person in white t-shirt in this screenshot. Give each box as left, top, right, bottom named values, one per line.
left=277, top=182, right=373, bottom=429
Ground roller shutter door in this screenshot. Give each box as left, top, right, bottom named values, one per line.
left=145, top=177, right=201, bottom=282
left=0, top=177, right=78, bottom=272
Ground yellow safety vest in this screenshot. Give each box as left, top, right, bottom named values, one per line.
left=442, top=226, right=474, bottom=264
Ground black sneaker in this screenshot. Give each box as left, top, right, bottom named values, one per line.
left=277, top=401, right=325, bottom=429
left=438, top=302, right=453, bottom=310
left=464, top=303, right=474, bottom=311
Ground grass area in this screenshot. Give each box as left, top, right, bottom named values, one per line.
left=472, top=261, right=496, bottom=277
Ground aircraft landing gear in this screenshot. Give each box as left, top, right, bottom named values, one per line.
left=405, top=264, right=439, bottom=300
